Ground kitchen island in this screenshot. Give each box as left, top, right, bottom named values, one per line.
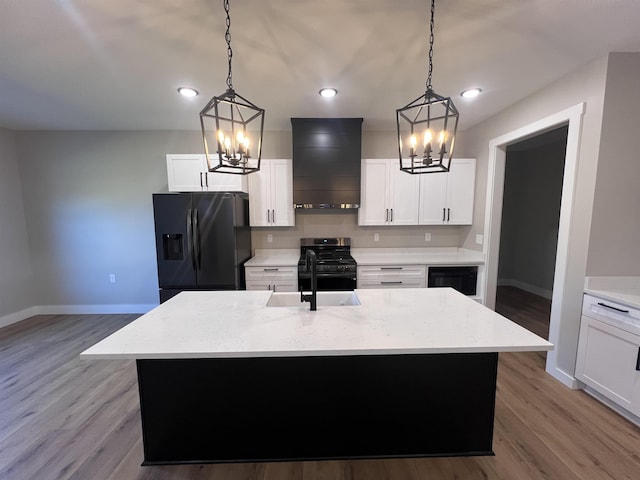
left=81, top=288, right=552, bottom=465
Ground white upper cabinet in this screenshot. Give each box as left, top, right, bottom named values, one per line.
left=166, top=154, right=248, bottom=192
left=418, top=158, right=476, bottom=225
left=247, top=159, right=295, bottom=227
left=358, top=159, right=420, bottom=226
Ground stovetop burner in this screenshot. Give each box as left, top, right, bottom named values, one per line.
left=298, top=237, right=356, bottom=274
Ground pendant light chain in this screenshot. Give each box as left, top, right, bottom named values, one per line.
left=426, top=0, right=435, bottom=92
left=224, top=0, right=233, bottom=91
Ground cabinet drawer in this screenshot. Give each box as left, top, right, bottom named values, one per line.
left=245, top=266, right=297, bottom=281
left=358, top=279, right=426, bottom=289
left=582, top=294, right=640, bottom=336
left=245, top=280, right=297, bottom=292
left=358, top=265, right=426, bottom=280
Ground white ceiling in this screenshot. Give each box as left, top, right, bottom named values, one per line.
left=2, top=0, right=640, bottom=132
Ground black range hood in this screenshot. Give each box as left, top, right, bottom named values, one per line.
left=291, top=118, right=363, bottom=209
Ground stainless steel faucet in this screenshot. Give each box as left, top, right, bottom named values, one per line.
left=300, top=250, right=317, bottom=311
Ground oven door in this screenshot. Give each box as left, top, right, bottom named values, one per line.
left=298, top=273, right=357, bottom=291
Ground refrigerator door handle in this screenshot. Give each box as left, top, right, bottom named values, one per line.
left=186, top=208, right=196, bottom=271
left=193, top=209, right=202, bottom=269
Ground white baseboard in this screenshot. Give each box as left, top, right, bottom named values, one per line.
left=545, top=363, right=579, bottom=389
left=0, top=304, right=158, bottom=329
left=498, top=278, right=553, bottom=300
left=0, top=306, right=42, bottom=329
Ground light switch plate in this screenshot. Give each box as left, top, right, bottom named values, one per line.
left=424, top=232, right=431, bottom=242
left=374, top=233, right=380, bottom=242
left=475, top=234, right=483, bottom=245
left=267, top=234, right=273, bottom=243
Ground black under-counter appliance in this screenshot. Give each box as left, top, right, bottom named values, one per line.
left=427, top=266, right=478, bottom=296
left=298, top=238, right=357, bottom=291
left=152, top=192, right=252, bottom=303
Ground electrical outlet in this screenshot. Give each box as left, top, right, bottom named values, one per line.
left=109, top=274, right=116, bottom=284
left=424, top=232, right=431, bottom=242
left=475, top=234, right=483, bottom=245
left=267, top=234, right=273, bottom=243
left=374, top=233, right=380, bottom=242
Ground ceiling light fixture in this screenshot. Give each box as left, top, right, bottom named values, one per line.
left=461, top=87, right=482, bottom=98
left=319, top=88, right=338, bottom=98
left=178, top=87, right=199, bottom=98
left=199, top=0, right=264, bottom=175
left=396, top=0, right=459, bottom=174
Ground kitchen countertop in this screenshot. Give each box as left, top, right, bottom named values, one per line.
left=244, top=249, right=299, bottom=267
left=584, top=276, right=640, bottom=310
left=351, top=247, right=484, bottom=266
left=243, top=247, right=485, bottom=267
left=80, top=288, right=551, bottom=360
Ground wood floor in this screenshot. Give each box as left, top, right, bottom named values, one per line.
left=0, top=294, right=639, bottom=479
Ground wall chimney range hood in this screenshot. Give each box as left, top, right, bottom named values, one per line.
left=291, top=118, right=363, bottom=209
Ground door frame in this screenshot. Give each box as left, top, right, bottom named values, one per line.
left=481, top=103, right=585, bottom=387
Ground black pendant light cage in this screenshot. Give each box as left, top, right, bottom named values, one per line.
left=200, top=0, right=264, bottom=175
left=397, top=0, right=459, bottom=174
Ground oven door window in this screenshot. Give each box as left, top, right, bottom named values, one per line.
left=299, top=274, right=356, bottom=292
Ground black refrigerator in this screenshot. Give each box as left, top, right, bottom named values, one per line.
left=152, top=192, right=252, bottom=303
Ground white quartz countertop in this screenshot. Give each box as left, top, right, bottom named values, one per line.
left=243, top=247, right=485, bottom=267
left=351, top=247, right=484, bottom=266
left=81, top=288, right=551, bottom=360
left=244, top=249, right=299, bottom=267
left=584, top=276, right=640, bottom=310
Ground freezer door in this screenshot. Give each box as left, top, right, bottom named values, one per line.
left=153, top=193, right=197, bottom=288
left=192, top=193, right=239, bottom=288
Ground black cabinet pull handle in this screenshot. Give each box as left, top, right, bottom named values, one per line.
left=390, top=209, right=393, bottom=222
left=381, top=281, right=403, bottom=285
left=381, top=267, right=403, bottom=270
left=597, top=302, right=629, bottom=314
left=447, top=208, right=450, bottom=221
left=199, top=172, right=203, bottom=188
left=636, top=347, right=640, bottom=371
left=442, top=208, right=446, bottom=222
left=264, top=268, right=279, bottom=272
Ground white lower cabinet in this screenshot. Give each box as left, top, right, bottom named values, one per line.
left=357, top=265, right=426, bottom=289
left=575, top=295, right=640, bottom=417
left=245, top=266, right=298, bottom=292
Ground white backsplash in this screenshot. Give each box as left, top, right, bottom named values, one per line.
left=250, top=211, right=468, bottom=251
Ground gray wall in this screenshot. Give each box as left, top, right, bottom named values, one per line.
left=461, top=55, right=608, bottom=378
left=11, top=129, right=466, bottom=312
left=0, top=128, right=35, bottom=321
left=587, top=53, right=640, bottom=275
left=498, top=139, right=566, bottom=298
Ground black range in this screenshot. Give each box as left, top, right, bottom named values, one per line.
left=298, top=238, right=357, bottom=291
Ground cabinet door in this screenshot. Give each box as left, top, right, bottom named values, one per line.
left=389, top=167, right=420, bottom=225
left=418, top=171, right=448, bottom=224
left=248, top=165, right=272, bottom=227
left=166, top=154, right=207, bottom=192
left=446, top=158, right=476, bottom=225
left=576, top=316, right=640, bottom=416
left=358, top=159, right=390, bottom=225
left=270, top=159, right=295, bottom=227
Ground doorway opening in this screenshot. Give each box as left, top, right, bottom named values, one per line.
left=481, top=103, right=585, bottom=387
left=495, top=126, right=568, bottom=341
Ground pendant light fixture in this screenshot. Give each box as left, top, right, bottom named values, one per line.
left=396, top=0, right=458, bottom=174
left=200, top=0, right=264, bottom=175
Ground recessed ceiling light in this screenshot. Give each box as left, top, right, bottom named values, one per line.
left=178, top=87, right=199, bottom=98
left=319, top=88, right=338, bottom=98
left=461, top=88, right=482, bottom=99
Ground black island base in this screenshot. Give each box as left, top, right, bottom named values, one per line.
left=136, top=352, right=498, bottom=464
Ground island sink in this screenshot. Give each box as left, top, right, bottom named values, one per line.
left=267, top=291, right=361, bottom=307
